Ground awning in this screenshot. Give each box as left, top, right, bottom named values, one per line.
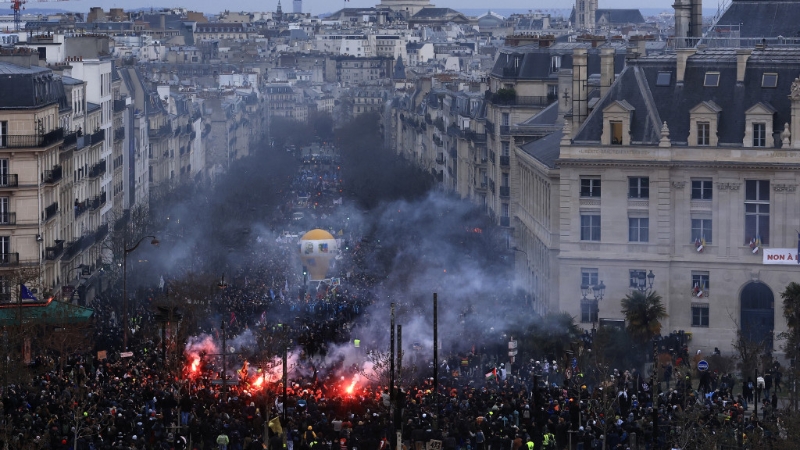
left=0, top=299, right=94, bottom=327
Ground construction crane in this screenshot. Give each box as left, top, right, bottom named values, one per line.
left=1, top=0, right=72, bottom=32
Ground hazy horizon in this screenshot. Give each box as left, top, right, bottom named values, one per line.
left=8, top=0, right=695, bottom=17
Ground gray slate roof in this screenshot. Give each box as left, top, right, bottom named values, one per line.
left=711, top=0, right=800, bottom=38
left=573, top=48, right=800, bottom=147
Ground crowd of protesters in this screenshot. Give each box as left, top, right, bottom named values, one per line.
left=0, top=149, right=794, bottom=450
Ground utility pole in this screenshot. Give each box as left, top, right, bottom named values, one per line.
left=433, top=293, right=438, bottom=430
left=390, top=303, right=396, bottom=450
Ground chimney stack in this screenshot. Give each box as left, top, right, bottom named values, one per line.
left=736, top=48, right=751, bottom=84
left=600, top=47, right=615, bottom=98
left=690, top=0, right=703, bottom=38
left=675, top=48, right=696, bottom=84
left=673, top=0, right=692, bottom=46
left=572, top=48, right=588, bottom=132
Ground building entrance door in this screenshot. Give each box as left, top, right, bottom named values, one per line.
left=740, top=282, right=774, bottom=351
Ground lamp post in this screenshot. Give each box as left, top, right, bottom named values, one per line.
left=580, top=280, right=605, bottom=332
left=635, top=269, right=656, bottom=294
left=122, top=235, right=159, bottom=349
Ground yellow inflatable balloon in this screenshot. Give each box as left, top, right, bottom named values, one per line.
left=299, top=229, right=338, bottom=281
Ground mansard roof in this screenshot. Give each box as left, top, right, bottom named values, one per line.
left=573, top=48, right=800, bottom=146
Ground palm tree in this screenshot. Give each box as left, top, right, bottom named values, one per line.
left=781, top=282, right=800, bottom=359
left=621, top=290, right=668, bottom=345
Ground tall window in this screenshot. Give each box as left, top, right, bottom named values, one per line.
left=501, top=202, right=509, bottom=218
left=501, top=141, right=510, bottom=157
left=745, top=180, right=770, bottom=245
left=0, top=121, right=6, bottom=147
left=691, top=218, right=712, bottom=243
left=610, top=121, right=623, bottom=145
left=692, top=271, right=710, bottom=293
left=691, top=180, right=712, bottom=200
left=697, top=122, right=710, bottom=146
left=753, top=123, right=766, bottom=147
left=581, top=301, right=598, bottom=324
left=550, top=55, right=561, bottom=73
left=501, top=113, right=510, bottom=126
left=580, top=177, right=601, bottom=197
left=0, top=236, right=9, bottom=261
left=628, top=217, right=649, bottom=242
left=692, top=305, right=709, bottom=327
left=628, top=177, right=649, bottom=199
left=580, top=214, right=601, bottom=241
left=0, top=198, right=8, bottom=225
left=581, top=268, right=599, bottom=288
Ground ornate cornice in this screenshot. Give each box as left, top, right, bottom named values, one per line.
left=716, top=182, right=741, bottom=191
left=773, top=183, right=798, bottom=192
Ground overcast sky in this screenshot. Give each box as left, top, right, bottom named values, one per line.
left=50, top=0, right=677, bottom=16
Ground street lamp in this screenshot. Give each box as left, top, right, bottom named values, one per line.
left=580, top=280, right=605, bottom=332
left=122, top=235, right=159, bottom=349
left=635, top=270, right=656, bottom=293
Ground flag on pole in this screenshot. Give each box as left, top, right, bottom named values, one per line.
left=268, top=416, right=283, bottom=434
left=20, top=283, right=37, bottom=301
left=485, top=368, right=497, bottom=383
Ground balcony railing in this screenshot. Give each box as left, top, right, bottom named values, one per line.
left=95, top=223, right=108, bottom=242
left=0, top=174, right=18, bottom=188
left=46, top=240, right=64, bottom=260
left=485, top=120, right=495, bottom=135
left=62, top=130, right=80, bottom=147
left=74, top=200, right=89, bottom=218
left=88, top=160, right=106, bottom=179
left=43, top=165, right=63, bottom=184
left=89, top=129, right=105, bottom=145
left=500, top=155, right=510, bottom=166
left=0, top=212, right=15, bottom=225
left=500, top=186, right=510, bottom=197
left=62, top=238, right=83, bottom=260
left=113, top=99, right=127, bottom=113
left=491, top=95, right=556, bottom=107
left=114, top=127, right=125, bottom=141
left=89, top=196, right=101, bottom=211
left=0, top=253, right=19, bottom=266
left=149, top=124, right=171, bottom=139
left=0, top=128, right=64, bottom=148
left=500, top=216, right=510, bottom=227
left=44, top=202, right=58, bottom=221
left=99, top=191, right=107, bottom=206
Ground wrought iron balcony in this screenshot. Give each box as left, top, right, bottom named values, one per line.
left=113, top=99, right=127, bottom=113
left=74, top=200, right=89, bottom=218
left=0, top=253, right=19, bottom=266
left=89, top=196, right=101, bottom=211
left=44, top=202, right=58, bottom=221
left=88, top=160, right=106, bottom=179
left=46, top=240, right=64, bottom=260
left=43, top=165, right=63, bottom=184
left=94, top=223, right=108, bottom=241
left=0, top=128, right=64, bottom=148
left=99, top=191, right=107, bottom=206
left=149, top=124, right=171, bottom=139
left=0, top=174, right=18, bottom=188
left=0, top=212, right=15, bottom=225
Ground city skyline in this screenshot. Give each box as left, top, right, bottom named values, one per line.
left=17, top=0, right=681, bottom=16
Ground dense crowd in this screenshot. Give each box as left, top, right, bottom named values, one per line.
left=0, top=150, right=792, bottom=450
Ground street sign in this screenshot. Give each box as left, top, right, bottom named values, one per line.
left=697, top=360, right=709, bottom=372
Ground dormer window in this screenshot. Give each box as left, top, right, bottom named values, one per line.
left=688, top=101, right=722, bottom=147
left=753, top=123, right=767, bottom=147
left=551, top=55, right=561, bottom=73
left=601, top=100, right=634, bottom=146
left=656, top=71, right=671, bottom=86
left=762, top=73, right=778, bottom=88
left=703, top=72, right=720, bottom=87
